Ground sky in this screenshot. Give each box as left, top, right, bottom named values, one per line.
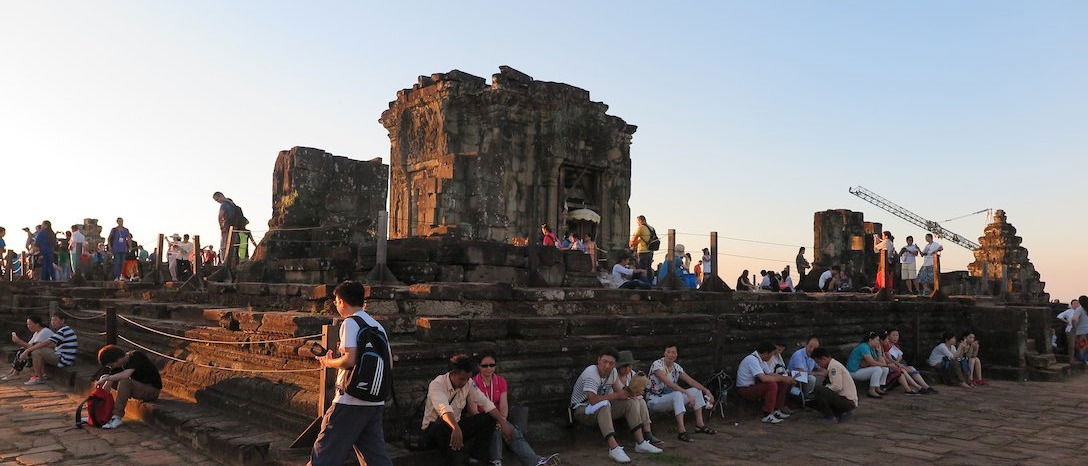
left=2, top=1, right=1085, bottom=301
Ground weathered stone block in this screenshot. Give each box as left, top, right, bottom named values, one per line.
left=463, top=265, right=526, bottom=285
left=469, top=319, right=509, bottom=340
left=509, top=317, right=566, bottom=338
left=438, top=265, right=464, bottom=282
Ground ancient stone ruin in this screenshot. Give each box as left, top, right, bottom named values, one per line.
left=808, top=209, right=882, bottom=289
left=380, top=66, right=636, bottom=256
left=241, top=146, right=388, bottom=283
left=967, top=209, right=1047, bottom=301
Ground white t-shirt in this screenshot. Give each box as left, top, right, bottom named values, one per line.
left=1057, top=308, right=1075, bottom=333
left=927, top=343, right=956, bottom=367
left=570, top=365, right=617, bottom=408
left=760, top=275, right=771, bottom=288
left=70, top=231, right=86, bottom=249
left=737, top=351, right=768, bottom=387
left=647, top=358, right=684, bottom=397
left=818, top=270, right=834, bottom=289
left=611, top=264, right=634, bottom=288
left=901, top=244, right=920, bottom=265
left=700, top=255, right=712, bottom=274
left=334, top=309, right=390, bottom=406
left=921, top=242, right=943, bottom=267
left=28, top=328, right=55, bottom=345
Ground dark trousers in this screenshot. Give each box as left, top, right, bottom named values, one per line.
left=619, top=280, right=652, bottom=289
left=423, top=413, right=496, bottom=466
left=308, top=403, right=392, bottom=466
left=812, top=386, right=854, bottom=419
left=112, top=252, right=126, bottom=279
left=637, top=252, right=653, bottom=272
left=39, top=252, right=55, bottom=281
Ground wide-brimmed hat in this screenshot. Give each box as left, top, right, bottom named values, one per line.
left=171, top=233, right=181, bottom=240
left=616, top=350, right=639, bottom=367
left=675, top=244, right=685, bottom=254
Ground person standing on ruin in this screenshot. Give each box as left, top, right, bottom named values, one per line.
left=899, top=236, right=921, bottom=295
left=584, top=233, right=598, bottom=270
left=539, top=224, right=559, bottom=247
left=918, top=233, right=943, bottom=295
left=795, top=247, right=810, bottom=288
left=699, top=248, right=712, bottom=284
left=873, top=231, right=895, bottom=293
left=106, top=217, right=132, bottom=281
left=628, top=215, right=654, bottom=272
left=214, top=192, right=248, bottom=260
left=34, top=221, right=56, bottom=281
left=69, top=225, right=86, bottom=279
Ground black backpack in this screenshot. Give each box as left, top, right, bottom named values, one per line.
left=340, top=316, right=393, bottom=402
left=647, top=225, right=661, bottom=251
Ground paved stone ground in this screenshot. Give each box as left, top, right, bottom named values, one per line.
left=545, top=373, right=1088, bottom=465
left=0, top=378, right=219, bottom=466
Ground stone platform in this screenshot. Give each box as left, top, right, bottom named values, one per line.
left=0, top=280, right=1071, bottom=465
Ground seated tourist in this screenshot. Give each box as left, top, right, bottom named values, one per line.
left=959, top=332, right=987, bottom=386
left=767, top=343, right=788, bottom=375
left=468, top=352, right=559, bottom=466
left=645, top=344, right=716, bottom=442
left=835, top=273, right=854, bottom=292
left=94, top=345, right=162, bottom=429
left=569, top=348, right=662, bottom=464
left=787, top=336, right=827, bottom=400
left=846, top=332, right=890, bottom=398
left=736, top=342, right=797, bottom=424
left=873, top=333, right=920, bottom=395
left=3, top=315, right=54, bottom=381
left=421, top=354, right=523, bottom=466
left=818, top=266, right=840, bottom=292
left=736, top=269, right=755, bottom=291
left=615, top=351, right=663, bottom=447
left=927, top=333, right=972, bottom=388
left=21, top=313, right=77, bottom=385
left=778, top=268, right=794, bottom=292
left=882, top=328, right=936, bottom=394
left=810, top=348, right=857, bottom=424
left=611, top=256, right=651, bottom=290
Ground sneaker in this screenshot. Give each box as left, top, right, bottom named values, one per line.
left=904, top=390, right=922, bottom=396
left=608, top=446, right=631, bottom=463
left=102, top=415, right=123, bottom=429
left=820, top=417, right=839, bottom=424
left=773, top=410, right=791, bottom=419
left=24, top=376, right=44, bottom=386
left=0, top=374, right=15, bottom=381
left=761, top=414, right=782, bottom=424
left=634, top=441, right=662, bottom=454
left=837, top=411, right=853, bottom=423
left=535, top=454, right=560, bottom=466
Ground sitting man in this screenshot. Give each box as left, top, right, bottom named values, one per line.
left=421, top=354, right=525, bottom=466
left=22, top=313, right=77, bottom=385
left=611, top=256, right=651, bottom=290
left=736, top=342, right=797, bottom=424
left=818, top=266, right=841, bottom=292
left=570, top=348, right=662, bottom=464
left=645, top=344, right=716, bottom=442
left=94, top=345, right=162, bottom=429
left=811, top=348, right=857, bottom=424
left=787, top=336, right=827, bottom=400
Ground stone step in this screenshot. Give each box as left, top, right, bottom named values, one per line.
left=1025, top=352, right=1057, bottom=369
left=1028, top=364, right=1071, bottom=382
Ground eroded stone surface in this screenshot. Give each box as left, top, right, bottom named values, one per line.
left=968, top=210, right=1048, bottom=302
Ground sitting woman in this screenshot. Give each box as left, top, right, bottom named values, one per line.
left=778, top=268, right=795, bottom=292
left=882, top=329, right=936, bottom=394
left=736, top=270, right=755, bottom=291
left=615, top=351, right=664, bottom=447
left=959, top=332, right=987, bottom=386
left=875, top=331, right=923, bottom=395
left=927, top=333, right=972, bottom=388
left=470, top=352, right=559, bottom=466
left=646, top=344, right=716, bottom=442
left=2, top=315, right=54, bottom=381
left=845, top=332, right=890, bottom=398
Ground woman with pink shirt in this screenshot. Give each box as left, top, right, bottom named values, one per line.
left=471, top=352, right=559, bottom=466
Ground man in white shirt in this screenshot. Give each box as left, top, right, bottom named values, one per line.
left=611, top=256, right=650, bottom=290
left=569, top=348, right=662, bottom=463
left=736, top=342, right=797, bottom=424
left=918, top=234, right=944, bottom=295
left=69, top=225, right=87, bottom=279
left=818, top=266, right=840, bottom=292
left=899, top=236, right=921, bottom=295
left=699, top=248, right=712, bottom=281
left=309, top=281, right=392, bottom=466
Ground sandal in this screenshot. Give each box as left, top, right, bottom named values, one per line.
left=695, top=425, right=716, bottom=435
left=866, top=393, right=883, bottom=399
left=677, top=432, right=694, bottom=443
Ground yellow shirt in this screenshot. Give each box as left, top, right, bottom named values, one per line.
left=826, top=359, right=858, bottom=406
left=421, top=373, right=496, bottom=429
left=632, top=225, right=651, bottom=253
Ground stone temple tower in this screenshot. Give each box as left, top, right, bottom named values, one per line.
left=967, top=210, right=1047, bottom=301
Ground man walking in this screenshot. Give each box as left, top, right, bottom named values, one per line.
left=309, top=281, right=392, bottom=466
left=107, top=218, right=132, bottom=281
left=213, top=192, right=247, bottom=261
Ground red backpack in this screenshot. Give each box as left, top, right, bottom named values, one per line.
left=75, top=387, right=115, bottom=428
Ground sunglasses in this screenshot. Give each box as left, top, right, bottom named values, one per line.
left=479, top=363, right=497, bottom=368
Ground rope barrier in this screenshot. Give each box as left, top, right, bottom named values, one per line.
left=55, top=308, right=107, bottom=320
left=118, top=315, right=322, bottom=345
left=119, top=335, right=322, bottom=373
left=673, top=232, right=804, bottom=249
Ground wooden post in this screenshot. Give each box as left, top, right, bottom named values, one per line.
left=154, top=233, right=165, bottom=286
left=105, top=308, right=117, bottom=345
left=930, top=252, right=947, bottom=301
left=317, top=323, right=339, bottom=416
left=366, top=211, right=401, bottom=285
left=698, top=231, right=731, bottom=292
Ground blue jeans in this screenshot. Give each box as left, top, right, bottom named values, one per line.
left=112, top=252, right=127, bottom=279
left=309, top=403, right=392, bottom=466
left=40, top=251, right=55, bottom=281
left=490, top=425, right=542, bottom=466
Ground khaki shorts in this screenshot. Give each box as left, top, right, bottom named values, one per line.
left=32, top=348, right=59, bottom=366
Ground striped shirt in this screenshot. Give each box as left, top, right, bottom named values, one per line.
left=49, top=325, right=78, bottom=368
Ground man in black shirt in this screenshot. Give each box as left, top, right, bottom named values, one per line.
left=96, top=345, right=162, bottom=429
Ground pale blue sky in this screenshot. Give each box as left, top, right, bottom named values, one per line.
left=2, top=1, right=1084, bottom=300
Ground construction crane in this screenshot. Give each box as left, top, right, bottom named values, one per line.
left=848, top=186, right=981, bottom=250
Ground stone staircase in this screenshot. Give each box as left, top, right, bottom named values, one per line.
left=1024, top=338, right=1075, bottom=382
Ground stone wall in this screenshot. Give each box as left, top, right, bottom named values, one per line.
left=380, top=66, right=636, bottom=254
left=240, top=147, right=389, bottom=283
left=809, top=209, right=881, bottom=288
